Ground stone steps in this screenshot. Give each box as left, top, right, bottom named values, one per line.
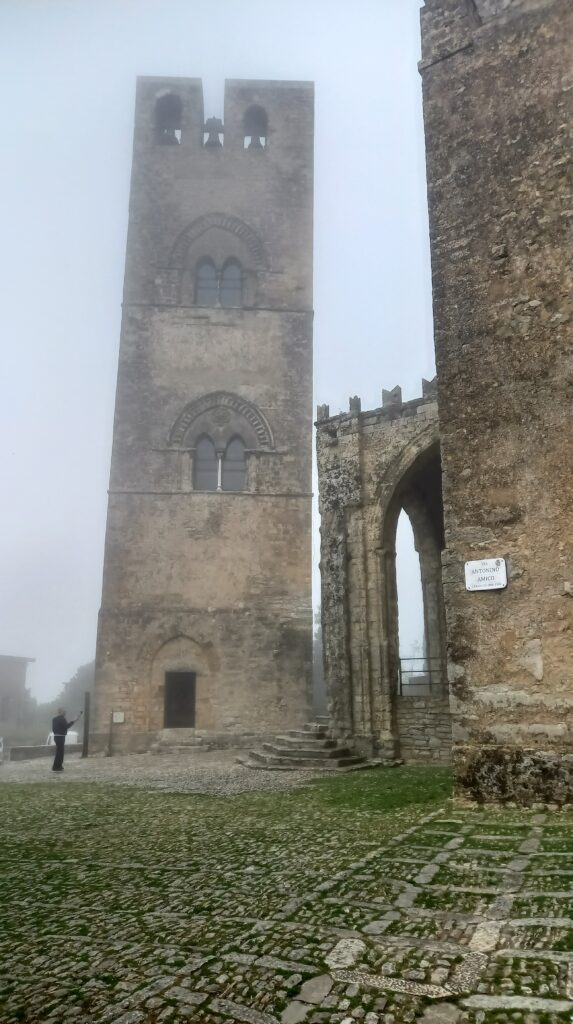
left=272, top=734, right=339, bottom=749
left=150, top=742, right=206, bottom=754
left=261, top=742, right=353, bottom=760
left=238, top=720, right=370, bottom=772
left=284, top=727, right=330, bottom=741
left=238, top=750, right=367, bottom=771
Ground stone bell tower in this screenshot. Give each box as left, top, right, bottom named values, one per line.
left=92, top=78, right=314, bottom=751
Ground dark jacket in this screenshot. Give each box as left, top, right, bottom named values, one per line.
left=52, top=714, right=73, bottom=737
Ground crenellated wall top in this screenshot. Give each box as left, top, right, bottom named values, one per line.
left=316, top=378, right=438, bottom=432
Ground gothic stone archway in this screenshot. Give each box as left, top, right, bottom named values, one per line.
left=316, top=384, right=451, bottom=762
left=149, top=634, right=216, bottom=735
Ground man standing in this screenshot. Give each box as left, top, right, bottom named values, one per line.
left=51, top=708, right=81, bottom=772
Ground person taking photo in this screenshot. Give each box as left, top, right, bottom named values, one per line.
left=51, top=708, right=82, bottom=773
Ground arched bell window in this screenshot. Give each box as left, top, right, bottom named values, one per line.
left=155, top=93, right=183, bottom=145
left=219, top=261, right=242, bottom=308
left=243, top=105, right=268, bottom=149
left=221, top=437, right=247, bottom=492
left=193, top=436, right=218, bottom=491
left=195, top=260, right=219, bottom=306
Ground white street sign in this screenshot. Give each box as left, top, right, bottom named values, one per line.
left=465, top=557, right=507, bottom=592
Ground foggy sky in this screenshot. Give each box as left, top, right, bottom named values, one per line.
left=0, top=0, right=432, bottom=702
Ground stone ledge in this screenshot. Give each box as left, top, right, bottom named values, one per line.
left=8, top=744, right=82, bottom=762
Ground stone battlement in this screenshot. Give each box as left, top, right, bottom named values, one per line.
left=316, top=376, right=438, bottom=427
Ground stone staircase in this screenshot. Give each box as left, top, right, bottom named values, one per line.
left=237, top=721, right=369, bottom=771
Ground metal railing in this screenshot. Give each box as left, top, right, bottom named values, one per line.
left=397, top=657, right=445, bottom=696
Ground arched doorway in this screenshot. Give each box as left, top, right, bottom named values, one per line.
left=317, top=387, right=451, bottom=762
left=149, top=635, right=215, bottom=734
left=380, top=443, right=449, bottom=761
left=382, top=443, right=446, bottom=691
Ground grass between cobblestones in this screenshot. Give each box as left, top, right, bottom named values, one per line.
left=1, top=764, right=573, bottom=1024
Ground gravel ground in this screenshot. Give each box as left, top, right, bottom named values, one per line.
left=0, top=749, right=326, bottom=794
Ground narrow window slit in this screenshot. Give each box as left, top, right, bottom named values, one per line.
left=221, top=437, right=246, bottom=492
left=220, top=261, right=242, bottom=308
left=196, top=261, right=219, bottom=306
left=193, top=436, right=218, bottom=491
left=155, top=93, right=183, bottom=145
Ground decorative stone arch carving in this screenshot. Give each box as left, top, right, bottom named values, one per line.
left=149, top=631, right=206, bottom=665
left=169, top=212, right=268, bottom=270
left=169, top=391, right=274, bottom=451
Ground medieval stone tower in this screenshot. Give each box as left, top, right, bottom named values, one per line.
left=92, top=78, right=314, bottom=752
left=421, top=0, right=573, bottom=800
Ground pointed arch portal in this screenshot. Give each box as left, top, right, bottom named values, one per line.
left=148, top=634, right=214, bottom=734
left=317, top=396, right=452, bottom=764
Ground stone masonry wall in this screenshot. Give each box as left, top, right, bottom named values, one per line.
left=420, top=0, right=573, bottom=800
left=396, top=696, right=452, bottom=764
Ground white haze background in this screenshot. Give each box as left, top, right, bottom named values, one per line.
left=0, top=0, right=432, bottom=701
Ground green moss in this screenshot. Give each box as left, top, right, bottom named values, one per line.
left=306, top=766, right=453, bottom=812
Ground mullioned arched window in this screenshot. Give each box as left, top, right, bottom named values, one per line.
left=195, top=260, right=243, bottom=308
left=192, top=435, right=247, bottom=492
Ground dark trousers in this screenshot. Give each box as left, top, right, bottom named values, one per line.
left=52, top=735, right=65, bottom=771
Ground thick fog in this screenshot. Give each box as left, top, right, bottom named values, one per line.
left=0, top=0, right=432, bottom=701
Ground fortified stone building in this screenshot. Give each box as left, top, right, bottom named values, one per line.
left=93, top=79, right=314, bottom=752
left=318, top=0, right=572, bottom=802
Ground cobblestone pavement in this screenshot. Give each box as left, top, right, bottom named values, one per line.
left=1, top=760, right=572, bottom=1023
left=0, top=750, right=326, bottom=795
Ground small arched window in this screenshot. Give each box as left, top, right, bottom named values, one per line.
left=244, top=105, right=268, bottom=149
left=196, top=260, right=218, bottom=306
left=221, top=437, right=247, bottom=492
left=155, top=93, right=183, bottom=145
left=219, top=261, right=243, bottom=308
left=193, top=436, right=218, bottom=491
